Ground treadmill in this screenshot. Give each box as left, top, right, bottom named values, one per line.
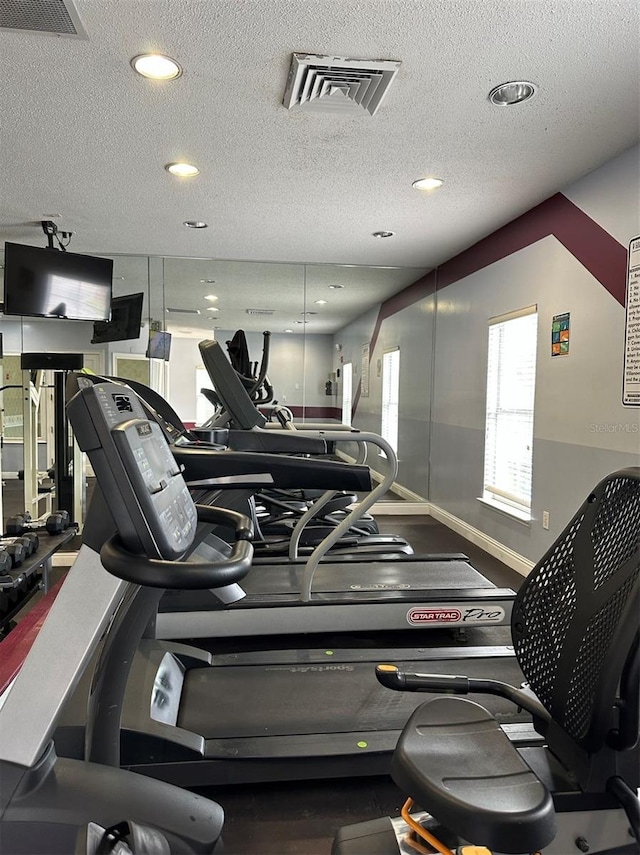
left=57, top=379, right=534, bottom=788
left=70, top=371, right=516, bottom=642
left=153, top=342, right=517, bottom=640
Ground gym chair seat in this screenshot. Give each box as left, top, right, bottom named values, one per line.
left=391, top=696, right=555, bottom=852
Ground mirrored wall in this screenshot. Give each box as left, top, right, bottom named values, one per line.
left=0, top=249, right=433, bottom=501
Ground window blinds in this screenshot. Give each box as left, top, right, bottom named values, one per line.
left=342, top=362, right=353, bottom=427
left=483, top=307, right=538, bottom=515
left=381, top=348, right=400, bottom=453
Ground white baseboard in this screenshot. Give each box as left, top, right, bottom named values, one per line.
left=428, top=503, right=534, bottom=577
left=335, top=449, right=532, bottom=571
left=336, top=449, right=427, bottom=509
left=367, top=502, right=431, bottom=515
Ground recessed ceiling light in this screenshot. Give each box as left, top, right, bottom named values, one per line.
left=167, top=163, right=200, bottom=177
left=412, top=177, right=444, bottom=191
left=488, top=81, right=536, bottom=106
left=200, top=279, right=216, bottom=283
left=131, top=54, right=182, bottom=80
left=328, top=284, right=344, bottom=290
left=372, top=230, right=395, bottom=238
left=204, top=294, right=218, bottom=301
left=183, top=220, right=207, bottom=229
left=284, top=329, right=293, bottom=333
left=314, top=299, right=328, bottom=305
left=206, top=307, right=219, bottom=311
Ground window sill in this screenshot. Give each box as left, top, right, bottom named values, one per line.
left=477, top=496, right=532, bottom=526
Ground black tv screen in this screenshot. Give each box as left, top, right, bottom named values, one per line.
left=147, top=330, right=172, bottom=360
left=91, top=292, right=144, bottom=344
left=2, top=242, right=112, bottom=321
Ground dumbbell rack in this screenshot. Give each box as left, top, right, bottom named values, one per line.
left=0, top=528, right=77, bottom=638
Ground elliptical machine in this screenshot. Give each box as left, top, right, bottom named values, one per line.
left=0, top=377, right=255, bottom=853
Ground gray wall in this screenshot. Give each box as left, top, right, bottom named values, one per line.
left=430, top=235, right=638, bottom=562
left=335, top=144, right=639, bottom=562
left=334, top=299, right=435, bottom=499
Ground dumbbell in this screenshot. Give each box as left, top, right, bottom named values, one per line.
left=6, top=510, right=70, bottom=536
left=1, top=534, right=39, bottom=556
left=0, top=549, right=12, bottom=575
left=0, top=540, right=25, bottom=567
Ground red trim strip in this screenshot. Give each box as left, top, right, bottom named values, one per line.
left=0, top=576, right=66, bottom=695
left=353, top=193, right=626, bottom=414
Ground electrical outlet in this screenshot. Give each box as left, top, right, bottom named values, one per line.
left=542, top=510, right=550, bottom=530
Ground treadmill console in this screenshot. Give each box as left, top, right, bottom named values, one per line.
left=67, top=380, right=197, bottom=560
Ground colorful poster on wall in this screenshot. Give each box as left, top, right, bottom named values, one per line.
left=551, top=312, right=570, bottom=357
left=623, top=235, right=640, bottom=406
left=361, top=342, right=370, bottom=397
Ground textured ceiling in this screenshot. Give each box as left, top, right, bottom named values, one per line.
left=0, top=0, right=638, bottom=334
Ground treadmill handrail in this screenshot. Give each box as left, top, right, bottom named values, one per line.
left=288, top=442, right=369, bottom=560
left=100, top=505, right=254, bottom=590
left=296, top=431, right=399, bottom=601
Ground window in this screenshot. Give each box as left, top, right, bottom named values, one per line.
left=341, top=362, right=353, bottom=427
left=196, top=367, right=216, bottom=425
left=381, top=348, right=400, bottom=454
left=483, top=306, right=538, bottom=521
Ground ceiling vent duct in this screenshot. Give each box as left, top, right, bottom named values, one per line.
left=246, top=308, right=275, bottom=316
left=283, top=53, right=401, bottom=117
left=0, top=0, right=87, bottom=37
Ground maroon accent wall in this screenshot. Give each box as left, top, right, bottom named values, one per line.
left=352, top=192, right=627, bottom=415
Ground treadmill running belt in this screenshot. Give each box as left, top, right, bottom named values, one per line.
left=178, top=656, right=527, bottom=739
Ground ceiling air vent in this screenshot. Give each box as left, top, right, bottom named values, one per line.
left=283, top=53, right=401, bottom=117
left=246, top=309, right=275, bottom=316
left=0, top=0, right=87, bottom=37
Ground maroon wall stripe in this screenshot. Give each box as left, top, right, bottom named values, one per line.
left=288, top=405, right=342, bottom=420
left=437, top=193, right=627, bottom=303
left=352, top=192, right=627, bottom=415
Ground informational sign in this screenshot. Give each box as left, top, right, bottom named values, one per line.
left=551, top=312, right=570, bottom=357
left=623, top=236, right=640, bottom=406
left=361, top=342, right=370, bottom=397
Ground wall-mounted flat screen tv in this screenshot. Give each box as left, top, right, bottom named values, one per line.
left=2, top=242, right=112, bottom=321
left=147, top=330, right=172, bottom=361
left=91, top=292, right=144, bottom=344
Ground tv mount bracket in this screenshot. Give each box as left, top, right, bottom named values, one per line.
left=41, top=220, right=73, bottom=252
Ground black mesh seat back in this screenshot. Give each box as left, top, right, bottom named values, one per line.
left=512, top=468, right=640, bottom=752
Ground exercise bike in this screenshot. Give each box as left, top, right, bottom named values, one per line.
left=334, top=468, right=640, bottom=855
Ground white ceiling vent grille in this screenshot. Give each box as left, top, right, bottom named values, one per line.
left=0, top=0, right=87, bottom=37
left=246, top=308, right=275, bottom=316
left=166, top=307, right=201, bottom=315
left=283, top=54, right=401, bottom=117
